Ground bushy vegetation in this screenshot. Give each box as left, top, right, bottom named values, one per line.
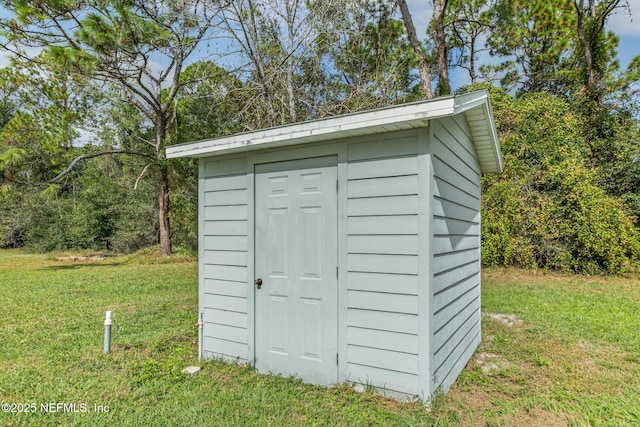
left=2, top=88, right=639, bottom=274
left=0, top=0, right=639, bottom=273
left=0, top=154, right=175, bottom=253
left=480, top=87, right=640, bottom=273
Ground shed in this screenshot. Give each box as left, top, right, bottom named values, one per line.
left=166, top=90, right=502, bottom=400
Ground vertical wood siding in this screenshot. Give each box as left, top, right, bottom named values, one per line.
left=430, top=116, right=482, bottom=392
left=345, top=131, right=421, bottom=395
left=201, top=158, right=250, bottom=361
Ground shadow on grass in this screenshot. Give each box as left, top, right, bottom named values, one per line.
left=39, top=262, right=125, bottom=271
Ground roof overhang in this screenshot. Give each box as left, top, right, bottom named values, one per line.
left=166, top=89, right=503, bottom=173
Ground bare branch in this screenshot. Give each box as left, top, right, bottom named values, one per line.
left=134, top=163, right=153, bottom=190
left=46, top=150, right=156, bottom=184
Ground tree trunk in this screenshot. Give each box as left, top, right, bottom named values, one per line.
left=245, top=0, right=278, bottom=126
left=575, top=0, right=621, bottom=94
left=156, top=120, right=172, bottom=256
left=285, top=0, right=298, bottom=123
left=397, top=0, right=433, bottom=98
left=575, top=0, right=595, bottom=91
left=158, top=164, right=172, bottom=256
left=469, top=34, right=477, bottom=84
left=433, top=0, right=450, bottom=95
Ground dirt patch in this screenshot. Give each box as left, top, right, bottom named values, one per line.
left=449, top=394, right=572, bottom=427
left=473, top=352, right=512, bottom=374
left=511, top=407, right=571, bottom=427
left=57, top=255, right=107, bottom=262
left=484, top=312, right=523, bottom=328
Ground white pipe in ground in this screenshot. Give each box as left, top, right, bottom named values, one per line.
left=104, top=310, right=112, bottom=354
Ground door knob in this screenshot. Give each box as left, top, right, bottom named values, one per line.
left=254, top=278, right=263, bottom=289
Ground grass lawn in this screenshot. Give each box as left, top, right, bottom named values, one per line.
left=0, top=249, right=639, bottom=426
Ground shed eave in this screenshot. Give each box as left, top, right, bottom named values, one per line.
left=166, top=90, right=503, bottom=173
left=166, top=96, right=455, bottom=159
left=458, top=91, right=503, bottom=173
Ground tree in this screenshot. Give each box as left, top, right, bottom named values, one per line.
left=322, top=0, right=418, bottom=111
left=477, top=86, right=640, bottom=273
left=0, top=61, right=90, bottom=189
left=397, top=0, right=433, bottom=98
left=221, top=0, right=342, bottom=128
left=396, top=0, right=454, bottom=97
left=0, top=0, right=228, bottom=255
left=573, top=0, right=625, bottom=94
left=221, top=0, right=281, bottom=127
left=483, top=0, right=576, bottom=93
left=0, top=68, right=17, bottom=131
left=432, top=0, right=451, bottom=95
left=445, top=0, right=493, bottom=84
left=570, top=1, right=630, bottom=154
left=0, top=61, right=153, bottom=251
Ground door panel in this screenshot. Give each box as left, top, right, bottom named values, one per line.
left=268, top=295, right=288, bottom=355
left=300, top=297, right=323, bottom=360
left=301, top=206, right=322, bottom=279
left=267, top=207, right=288, bottom=277
left=255, top=156, right=338, bottom=385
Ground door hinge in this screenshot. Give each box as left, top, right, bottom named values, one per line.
left=336, top=266, right=338, bottom=279
left=336, top=353, right=339, bottom=365
left=336, top=179, right=338, bottom=192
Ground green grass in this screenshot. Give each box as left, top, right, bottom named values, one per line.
left=0, top=249, right=435, bottom=426
left=458, top=269, right=640, bottom=426
left=1, top=250, right=639, bottom=426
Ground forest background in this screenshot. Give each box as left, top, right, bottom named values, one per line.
left=0, top=0, right=639, bottom=274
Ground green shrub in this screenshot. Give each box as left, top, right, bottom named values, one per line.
left=480, top=88, right=640, bottom=274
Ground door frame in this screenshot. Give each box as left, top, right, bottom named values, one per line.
left=253, top=155, right=338, bottom=383
left=245, top=142, right=348, bottom=382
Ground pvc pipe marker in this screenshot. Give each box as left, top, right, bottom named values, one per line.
left=104, top=311, right=112, bottom=354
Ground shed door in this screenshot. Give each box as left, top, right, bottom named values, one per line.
left=254, top=156, right=338, bottom=385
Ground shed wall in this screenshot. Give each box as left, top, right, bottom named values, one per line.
left=344, top=131, right=422, bottom=395
left=197, top=121, right=485, bottom=398
left=429, top=115, right=482, bottom=392
left=200, top=157, right=250, bottom=361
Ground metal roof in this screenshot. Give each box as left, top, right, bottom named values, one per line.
left=166, top=89, right=503, bottom=173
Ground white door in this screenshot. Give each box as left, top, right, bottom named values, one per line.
left=254, top=156, right=338, bottom=385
